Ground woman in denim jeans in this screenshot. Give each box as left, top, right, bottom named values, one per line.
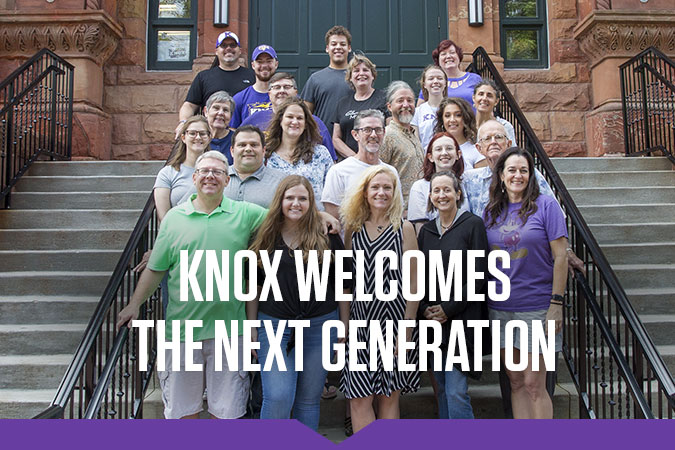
left=247, top=175, right=349, bottom=430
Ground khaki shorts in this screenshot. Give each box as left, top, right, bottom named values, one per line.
left=158, top=336, right=249, bottom=419
left=489, top=308, right=562, bottom=353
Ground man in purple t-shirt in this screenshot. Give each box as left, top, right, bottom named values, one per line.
left=241, top=72, right=336, bottom=160
left=230, top=45, right=279, bottom=128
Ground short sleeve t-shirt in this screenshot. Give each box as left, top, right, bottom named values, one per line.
left=417, top=72, right=482, bottom=109
left=334, top=89, right=389, bottom=152
left=185, top=66, right=255, bottom=108
left=230, top=87, right=272, bottom=128
left=153, top=164, right=196, bottom=208
left=210, top=133, right=233, bottom=165
left=460, top=141, right=485, bottom=170
left=241, top=110, right=337, bottom=160
left=300, top=67, right=352, bottom=130
left=321, top=157, right=402, bottom=207
left=148, top=195, right=268, bottom=342
left=256, top=233, right=347, bottom=319
left=485, top=195, right=568, bottom=312
left=410, top=101, right=438, bottom=152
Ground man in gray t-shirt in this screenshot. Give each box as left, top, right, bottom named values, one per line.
left=301, top=26, right=353, bottom=131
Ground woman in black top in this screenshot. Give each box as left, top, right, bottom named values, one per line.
left=417, top=171, right=489, bottom=419
left=248, top=175, right=349, bottom=430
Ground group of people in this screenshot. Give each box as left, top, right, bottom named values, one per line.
left=117, top=25, right=581, bottom=430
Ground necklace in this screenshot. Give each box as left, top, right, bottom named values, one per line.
left=376, top=225, right=384, bottom=233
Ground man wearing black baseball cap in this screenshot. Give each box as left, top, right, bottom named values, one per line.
left=230, top=45, right=279, bottom=128
left=176, top=32, right=255, bottom=138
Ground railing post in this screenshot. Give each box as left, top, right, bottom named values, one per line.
left=576, top=274, right=590, bottom=418
left=49, top=70, right=58, bottom=159
left=4, top=84, right=15, bottom=208
left=638, top=59, right=653, bottom=154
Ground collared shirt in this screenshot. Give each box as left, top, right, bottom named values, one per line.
left=462, top=166, right=556, bottom=219
left=379, top=121, right=425, bottom=207
left=223, top=164, right=286, bottom=208
left=148, top=194, right=268, bottom=342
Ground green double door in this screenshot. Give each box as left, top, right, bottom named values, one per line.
left=250, top=0, right=448, bottom=91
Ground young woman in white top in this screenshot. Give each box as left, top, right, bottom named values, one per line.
left=434, top=97, right=487, bottom=171
left=411, top=65, right=447, bottom=152
left=472, top=79, right=517, bottom=146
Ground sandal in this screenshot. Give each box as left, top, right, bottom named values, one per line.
left=344, top=415, right=353, bottom=437
left=321, top=383, right=338, bottom=400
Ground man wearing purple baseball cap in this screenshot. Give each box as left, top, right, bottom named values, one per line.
left=175, top=31, right=255, bottom=138
left=230, top=44, right=279, bottom=128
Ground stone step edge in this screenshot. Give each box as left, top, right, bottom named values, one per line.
left=0, top=249, right=121, bottom=255
left=0, top=354, right=73, bottom=365
left=0, top=296, right=100, bottom=303
left=0, top=271, right=111, bottom=277
left=612, top=264, right=675, bottom=270
left=0, top=209, right=143, bottom=213
left=559, top=170, right=675, bottom=175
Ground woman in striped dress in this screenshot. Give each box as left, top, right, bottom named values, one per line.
left=339, top=165, right=420, bottom=433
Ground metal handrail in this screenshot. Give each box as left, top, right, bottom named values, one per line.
left=34, top=192, right=161, bottom=418
left=469, top=46, right=675, bottom=418
left=620, top=46, right=675, bottom=163
left=1, top=48, right=74, bottom=208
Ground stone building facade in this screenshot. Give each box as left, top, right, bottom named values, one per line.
left=0, top=0, right=673, bottom=161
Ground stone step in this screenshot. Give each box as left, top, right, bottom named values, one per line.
left=10, top=192, right=150, bottom=210
left=0, top=271, right=111, bottom=296
left=589, top=223, right=675, bottom=244
left=602, top=242, right=675, bottom=265
left=0, top=355, right=71, bottom=389
left=638, top=316, right=675, bottom=348
left=0, top=249, right=120, bottom=272
left=13, top=176, right=156, bottom=193
left=0, top=296, right=99, bottom=324
left=613, top=264, right=675, bottom=290
left=0, top=229, right=132, bottom=250
left=624, top=288, right=675, bottom=315
left=27, top=161, right=164, bottom=177
left=551, top=157, right=672, bottom=173
left=567, top=187, right=675, bottom=205
left=0, top=323, right=87, bottom=355
left=0, top=209, right=141, bottom=229
left=559, top=171, right=675, bottom=188
left=578, top=204, right=675, bottom=224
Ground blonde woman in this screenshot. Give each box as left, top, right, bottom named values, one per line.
left=339, top=165, right=420, bottom=433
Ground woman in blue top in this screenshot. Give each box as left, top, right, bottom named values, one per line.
left=265, top=98, right=334, bottom=209
left=483, top=147, right=568, bottom=419
left=418, top=39, right=481, bottom=108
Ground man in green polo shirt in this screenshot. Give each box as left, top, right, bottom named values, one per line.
left=117, top=150, right=266, bottom=419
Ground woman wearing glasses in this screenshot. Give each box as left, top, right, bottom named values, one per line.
left=265, top=98, right=334, bottom=208
left=472, top=80, right=517, bottom=146
left=434, top=97, right=487, bottom=170
left=333, top=54, right=389, bottom=159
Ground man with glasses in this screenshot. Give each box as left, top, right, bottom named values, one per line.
left=230, top=45, right=279, bottom=128
left=322, top=109, right=402, bottom=219
left=240, top=72, right=336, bottom=159
left=118, top=150, right=267, bottom=420
left=176, top=32, right=255, bottom=138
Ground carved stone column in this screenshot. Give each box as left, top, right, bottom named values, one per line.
left=575, top=10, right=675, bottom=156
left=0, top=11, right=123, bottom=159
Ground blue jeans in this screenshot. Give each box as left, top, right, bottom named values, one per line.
left=434, top=347, right=474, bottom=419
left=257, top=310, right=338, bottom=430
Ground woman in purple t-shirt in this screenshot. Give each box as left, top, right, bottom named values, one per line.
left=483, top=147, right=568, bottom=419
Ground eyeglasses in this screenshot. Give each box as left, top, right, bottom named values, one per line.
left=269, top=84, right=295, bottom=91
left=479, top=133, right=507, bottom=144
left=195, top=168, right=227, bottom=177
left=185, top=130, right=210, bottom=138
left=219, top=42, right=238, bottom=49
left=356, top=127, right=385, bottom=135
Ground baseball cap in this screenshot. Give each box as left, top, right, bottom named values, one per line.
left=252, top=45, right=278, bottom=61
left=216, top=31, right=240, bottom=48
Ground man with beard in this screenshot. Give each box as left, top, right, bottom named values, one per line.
left=240, top=72, right=336, bottom=159
left=321, top=109, right=402, bottom=220
left=379, top=81, right=423, bottom=208
left=176, top=32, right=255, bottom=138
left=230, top=45, right=279, bottom=128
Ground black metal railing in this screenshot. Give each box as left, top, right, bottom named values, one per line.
left=34, top=194, right=162, bottom=419
left=620, top=47, right=675, bottom=164
left=470, top=47, right=675, bottom=419
left=0, top=48, right=74, bottom=208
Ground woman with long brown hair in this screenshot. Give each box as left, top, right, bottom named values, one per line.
left=247, top=175, right=348, bottom=430
left=435, top=97, right=487, bottom=170
left=265, top=98, right=334, bottom=207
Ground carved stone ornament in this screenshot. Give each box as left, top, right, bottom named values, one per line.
left=574, top=11, right=675, bottom=66
left=0, top=11, right=123, bottom=66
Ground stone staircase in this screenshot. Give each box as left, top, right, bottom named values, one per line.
left=0, top=160, right=163, bottom=418
left=552, top=156, right=675, bottom=378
